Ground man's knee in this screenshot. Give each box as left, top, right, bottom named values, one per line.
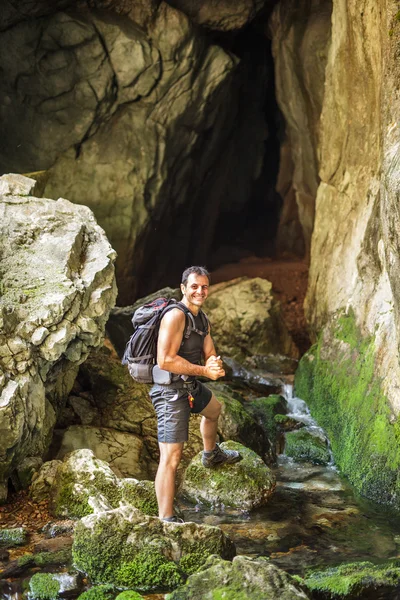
left=201, top=395, right=221, bottom=421
left=159, top=443, right=183, bottom=469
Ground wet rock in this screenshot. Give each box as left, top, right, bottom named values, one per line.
left=166, top=554, right=311, bottom=599
left=13, top=456, right=43, bottom=489
left=275, top=414, right=305, bottom=432
left=72, top=505, right=235, bottom=591
left=42, top=521, right=75, bottom=538
left=34, top=537, right=73, bottom=554
left=209, top=383, right=274, bottom=463
left=244, top=394, right=288, bottom=450
left=243, top=353, right=299, bottom=376
left=223, top=357, right=283, bottom=394
left=0, top=527, right=28, bottom=548
left=207, top=278, right=298, bottom=364
left=0, top=174, right=117, bottom=501
left=181, top=441, right=276, bottom=511
left=303, top=560, right=400, bottom=599
left=30, top=460, right=62, bottom=502
left=285, top=429, right=330, bottom=466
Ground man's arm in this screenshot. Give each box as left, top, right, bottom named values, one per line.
left=157, top=309, right=224, bottom=380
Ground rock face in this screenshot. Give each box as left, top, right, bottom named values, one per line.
left=165, top=0, right=267, bottom=31
left=166, top=555, right=311, bottom=600
left=206, top=278, right=298, bottom=362
left=295, top=2, right=400, bottom=508
left=0, top=3, right=268, bottom=303
left=0, top=175, right=117, bottom=502
left=270, top=0, right=332, bottom=255
left=181, top=441, right=276, bottom=510
left=72, top=505, right=235, bottom=590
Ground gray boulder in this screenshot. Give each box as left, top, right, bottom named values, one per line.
left=180, top=441, right=276, bottom=511
left=0, top=174, right=117, bottom=501
left=166, top=555, right=311, bottom=599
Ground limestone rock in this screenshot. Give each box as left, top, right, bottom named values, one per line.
left=180, top=441, right=276, bottom=511
left=72, top=505, right=236, bottom=590
left=30, top=460, right=62, bottom=503
left=166, top=554, right=311, bottom=600
left=208, top=383, right=275, bottom=463
left=165, top=0, right=267, bottom=31
left=285, top=429, right=330, bottom=466
left=270, top=0, right=332, bottom=255
left=207, top=278, right=298, bottom=362
left=0, top=174, right=117, bottom=501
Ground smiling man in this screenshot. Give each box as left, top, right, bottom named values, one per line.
left=150, top=265, right=241, bottom=523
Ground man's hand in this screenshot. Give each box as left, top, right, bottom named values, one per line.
left=204, top=355, right=225, bottom=380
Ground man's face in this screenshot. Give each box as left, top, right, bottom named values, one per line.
left=181, top=273, right=209, bottom=308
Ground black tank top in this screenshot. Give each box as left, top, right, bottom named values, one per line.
left=178, top=310, right=208, bottom=365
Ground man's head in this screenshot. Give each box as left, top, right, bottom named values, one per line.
left=181, top=266, right=210, bottom=310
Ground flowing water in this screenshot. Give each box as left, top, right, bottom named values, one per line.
left=3, top=384, right=400, bottom=599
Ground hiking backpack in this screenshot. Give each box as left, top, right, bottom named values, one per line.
left=122, top=298, right=208, bottom=384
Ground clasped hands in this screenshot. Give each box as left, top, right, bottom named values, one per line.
left=205, top=354, right=225, bottom=380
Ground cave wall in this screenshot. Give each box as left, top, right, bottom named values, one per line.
left=296, top=0, right=400, bottom=506
left=0, top=1, right=270, bottom=304
left=270, top=0, right=332, bottom=257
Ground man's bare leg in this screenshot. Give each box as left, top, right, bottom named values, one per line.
left=200, top=394, right=221, bottom=451
left=155, top=441, right=184, bottom=518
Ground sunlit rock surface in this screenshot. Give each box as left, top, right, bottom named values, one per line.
left=166, top=555, right=311, bottom=600
left=207, top=277, right=298, bottom=361
left=165, top=0, right=267, bottom=31
left=295, top=2, right=400, bottom=506
left=270, top=0, right=332, bottom=255
left=0, top=174, right=117, bottom=501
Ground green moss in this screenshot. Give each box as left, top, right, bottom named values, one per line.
left=116, top=549, right=183, bottom=590
left=17, top=553, right=34, bottom=566
left=295, top=310, right=400, bottom=506
left=115, top=592, right=145, bottom=600
left=244, top=395, right=286, bottom=445
left=274, top=414, right=303, bottom=431
left=179, top=550, right=210, bottom=575
left=29, top=573, right=60, bottom=600
left=0, top=527, right=28, bottom=548
left=35, top=548, right=72, bottom=567
left=304, top=560, right=400, bottom=598
left=120, top=480, right=158, bottom=516
left=77, top=584, right=116, bottom=600
left=285, top=429, right=330, bottom=465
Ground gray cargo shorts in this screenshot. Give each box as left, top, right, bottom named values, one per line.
left=149, top=380, right=212, bottom=443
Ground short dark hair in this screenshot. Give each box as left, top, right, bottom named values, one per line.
left=181, top=266, right=210, bottom=286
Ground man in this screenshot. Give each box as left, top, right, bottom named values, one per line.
left=149, top=266, right=241, bottom=523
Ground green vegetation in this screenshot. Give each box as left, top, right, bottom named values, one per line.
left=0, top=527, right=28, bottom=548
left=120, top=480, right=158, bottom=516
left=29, top=573, right=60, bottom=600
left=115, top=592, right=145, bottom=600
left=304, top=560, right=400, bottom=597
left=285, top=429, right=330, bottom=465
left=295, top=310, right=400, bottom=506
left=244, top=395, right=286, bottom=446
left=77, top=584, right=116, bottom=600
left=116, top=549, right=183, bottom=590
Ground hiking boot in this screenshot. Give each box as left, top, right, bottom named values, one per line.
left=202, top=444, right=242, bottom=468
left=162, top=515, right=185, bottom=524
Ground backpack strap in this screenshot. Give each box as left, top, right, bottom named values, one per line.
left=161, top=302, right=207, bottom=340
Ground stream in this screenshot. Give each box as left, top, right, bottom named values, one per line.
left=2, top=382, right=400, bottom=599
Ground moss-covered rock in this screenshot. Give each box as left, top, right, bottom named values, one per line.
left=244, top=394, right=287, bottom=450
left=49, top=449, right=121, bottom=518
left=72, top=505, right=235, bottom=592
left=303, top=560, right=400, bottom=598
left=285, top=429, right=330, bottom=465
left=29, top=572, right=60, bottom=600
left=77, top=584, right=116, bottom=600
left=208, top=383, right=274, bottom=462
left=119, top=479, right=158, bottom=516
left=0, top=527, right=28, bottom=548
left=295, top=311, right=400, bottom=506
left=115, top=592, right=145, bottom=600
left=18, top=548, right=72, bottom=569
left=165, top=555, right=311, bottom=599
left=180, top=441, right=275, bottom=511
left=275, top=414, right=304, bottom=432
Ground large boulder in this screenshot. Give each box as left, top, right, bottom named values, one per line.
left=164, top=0, right=267, bottom=31
left=180, top=441, right=276, bottom=511
left=166, top=555, right=311, bottom=600
left=0, top=175, right=116, bottom=502
left=72, top=505, right=235, bottom=591
left=206, top=278, right=298, bottom=362
left=48, top=449, right=159, bottom=518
